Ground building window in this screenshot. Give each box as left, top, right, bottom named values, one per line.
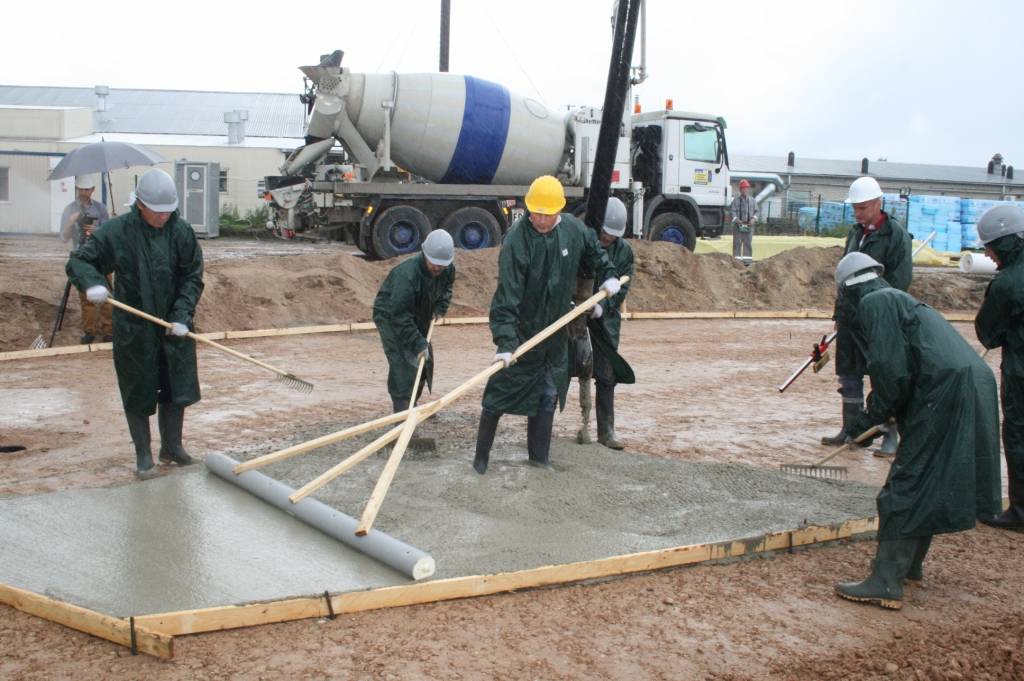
left=0, top=167, right=9, bottom=202
left=219, top=169, right=228, bottom=193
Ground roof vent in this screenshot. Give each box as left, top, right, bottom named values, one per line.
left=787, top=151, right=795, bottom=167
left=224, top=109, right=247, bottom=145
left=861, top=158, right=869, bottom=174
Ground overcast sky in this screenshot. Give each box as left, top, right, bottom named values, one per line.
left=3, top=0, right=1020, bottom=168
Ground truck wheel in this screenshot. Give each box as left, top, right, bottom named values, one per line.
left=441, top=207, right=501, bottom=250
left=648, top=212, right=697, bottom=251
left=372, top=206, right=431, bottom=259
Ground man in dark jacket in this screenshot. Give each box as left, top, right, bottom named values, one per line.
left=586, top=197, right=634, bottom=449
left=832, top=252, right=1001, bottom=610
left=67, top=169, right=204, bottom=479
left=372, top=230, right=455, bottom=413
left=473, top=176, right=620, bottom=474
left=975, top=204, right=1024, bottom=531
left=823, top=177, right=912, bottom=455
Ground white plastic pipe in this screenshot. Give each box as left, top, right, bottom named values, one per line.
left=205, top=452, right=435, bottom=580
left=959, top=252, right=998, bottom=274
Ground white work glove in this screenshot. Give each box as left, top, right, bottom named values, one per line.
left=417, top=346, right=430, bottom=363
left=166, top=322, right=189, bottom=337
left=589, top=303, right=604, bottom=319
left=85, top=285, right=109, bottom=305
left=494, top=352, right=515, bottom=369
left=600, top=277, right=621, bottom=297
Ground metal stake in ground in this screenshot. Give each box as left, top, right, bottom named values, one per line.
left=106, top=298, right=313, bottom=392
left=781, top=425, right=883, bottom=480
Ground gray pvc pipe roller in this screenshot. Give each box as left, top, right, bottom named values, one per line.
left=205, top=452, right=435, bottom=580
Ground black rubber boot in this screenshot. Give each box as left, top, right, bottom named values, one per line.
left=125, top=411, right=158, bottom=480
left=821, top=401, right=862, bottom=446
left=473, top=410, right=500, bottom=475
left=158, top=403, right=194, bottom=466
left=835, top=538, right=916, bottom=610
left=979, top=475, right=1024, bottom=531
left=874, top=421, right=899, bottom=458
left=905, top=535, right=933, bottom=584
left=527, top=410, right=555, bottom=467
left=595, top=385, right=624, bottom=450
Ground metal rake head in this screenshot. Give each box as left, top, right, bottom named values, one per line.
left=278, top=373, right=314, bottom=393
left=779, top=463, right=848, bottom=480
left=30, top=335, right=48, bottom=350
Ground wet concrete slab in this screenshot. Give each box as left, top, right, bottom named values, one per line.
left=0, top=423, right=878, bottom=618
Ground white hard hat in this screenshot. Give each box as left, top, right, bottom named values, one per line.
left=977, top=204, right=1024, bottom=244
left=602, top=197, right=628, bottom=237
left=74, top=175, right=96, bottom=190
left=845, top=177, right=883, bottom=204
left=124, top=191, right=137, bottom=208
left=422, top=229, right=454, bottom=266
left=135, top=168, right=178, bottom=212
left=835, top=251, right=884, bottom=287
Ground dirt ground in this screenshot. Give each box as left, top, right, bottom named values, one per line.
left=0, top=236, right=1021, bottom=680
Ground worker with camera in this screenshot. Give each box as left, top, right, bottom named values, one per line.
left=60, top=175, right=112, bottom=344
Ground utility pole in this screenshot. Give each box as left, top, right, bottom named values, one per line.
left=439, top=0, right=451, bottom=72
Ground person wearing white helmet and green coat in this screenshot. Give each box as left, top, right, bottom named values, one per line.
left=974, top=204, right=1024, bottom=531
left=372, top=229, right=456, bottom=413
left=823, top=176, right=912, bottom=454
left=833, top=251, right=1001, bottom=609
left=67, top=168, right=204, bottom=479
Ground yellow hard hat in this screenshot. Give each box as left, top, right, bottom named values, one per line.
left=524, top=175, right=566, bottom=215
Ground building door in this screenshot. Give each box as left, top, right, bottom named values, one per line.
left=184, top=164, right=207, bottom=228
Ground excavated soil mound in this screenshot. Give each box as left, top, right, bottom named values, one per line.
left=0, top=239, right=990, bottom=352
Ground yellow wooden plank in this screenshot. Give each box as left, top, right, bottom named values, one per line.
left=441, top=317, right=490, bottom=326
left=0, top=582, right=174, bottom=659
left=350, top=322, right=377, bottom=332
left=137, top=517, right=876, bottom=636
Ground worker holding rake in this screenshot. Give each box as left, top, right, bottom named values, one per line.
left=372, top=230, right=455, bottom=413
left=832, top=252, right=1001, bottom=610
left=473, top=176, right=620, bottom=474
left=67, top=169, right=204, bottom=480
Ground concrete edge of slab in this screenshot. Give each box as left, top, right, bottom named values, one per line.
left=130, top=516, right=879, bottom=638
left=0, top=581, right=174, bottom=659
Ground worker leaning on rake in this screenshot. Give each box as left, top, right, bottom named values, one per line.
left=66, top=169, right=204, bottom=480
left=372, top=230, right=455, bottom=413
left=824, top=176, right=913, bottom=455
left=473, top=176, right=621, bottom=474
left=831, top=251, right=1001, bottom=610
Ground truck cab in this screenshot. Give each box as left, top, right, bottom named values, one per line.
left=631, top=110, right=730, bottom=249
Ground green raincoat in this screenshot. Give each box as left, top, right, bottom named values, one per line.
left=835, top=212, right=913, bottom=376
left=587, top=235, right=636, bottom=385
left=372, top=254, right=454, bottom=403
left=66, top=206, right=204, bottom=416
left=483, top=214, right=616, bottom=416
left=848, top=281, right=1002, bottom=539
left=975, top=234, right=1024, bottom=485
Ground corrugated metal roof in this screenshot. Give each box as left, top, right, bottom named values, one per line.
left=0, top=85, right=307, bottom=138
left=732, top=154, right=1024, bottom=187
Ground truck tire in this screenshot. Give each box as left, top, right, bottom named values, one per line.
left=648, top=212, right=697, bottom=251
left=371, top=206, right=431, bottom=259
left=441, top=207, right=501, bottom=250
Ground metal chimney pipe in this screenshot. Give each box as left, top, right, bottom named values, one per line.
left=224, top=111, right=241, bottom=144
left=93, top=85, right=110, bottom=112
left=861, top=158, right=869, bottom=174
left=787, top=151, right=795, bottom=167
left=237, top=109, right=249, bottom=142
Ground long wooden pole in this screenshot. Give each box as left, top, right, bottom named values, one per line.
left=106, top=298, right=311, bottom=387
left=351, top=276, right=630, bottom=534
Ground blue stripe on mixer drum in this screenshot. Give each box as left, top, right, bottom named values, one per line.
left=440, top=76, right=511, bottom=184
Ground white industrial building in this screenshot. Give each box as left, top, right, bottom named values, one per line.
left=0, top=85, right=306, bottom=235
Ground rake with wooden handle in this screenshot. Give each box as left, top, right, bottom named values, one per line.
left=106, top=298, right=314, bottom=393
left=780, top=424, right=883, bottom=480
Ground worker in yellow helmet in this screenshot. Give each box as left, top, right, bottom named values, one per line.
left=472, top=176, right=621, bottom=474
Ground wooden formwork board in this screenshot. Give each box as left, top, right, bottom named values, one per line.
left=0, top=582, right=173, bottom=659
left=0, top=310, right=978, bottom=362
left=133, top=517, right=877, bottom=638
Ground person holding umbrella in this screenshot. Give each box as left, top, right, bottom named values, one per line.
left=67, top=168, right=204, bottom=479
left=60, top=175, right=112, bottom=344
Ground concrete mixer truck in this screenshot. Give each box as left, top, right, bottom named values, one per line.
left=266, top=50, right=731, bottom=259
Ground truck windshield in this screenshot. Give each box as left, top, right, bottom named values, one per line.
left=683, top=125, right=720, bottom=163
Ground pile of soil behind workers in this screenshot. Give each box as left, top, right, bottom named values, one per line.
left=0, top=239, right=990, bottom=352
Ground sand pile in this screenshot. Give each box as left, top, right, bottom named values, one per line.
left=0, top=240, right=991, bottom=352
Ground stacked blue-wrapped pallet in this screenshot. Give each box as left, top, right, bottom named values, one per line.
left=882, top=194, right=909, bottom=227
left=908, top=195, right=961, bottom=252
left=960, top=198, right=1024, bottom=249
